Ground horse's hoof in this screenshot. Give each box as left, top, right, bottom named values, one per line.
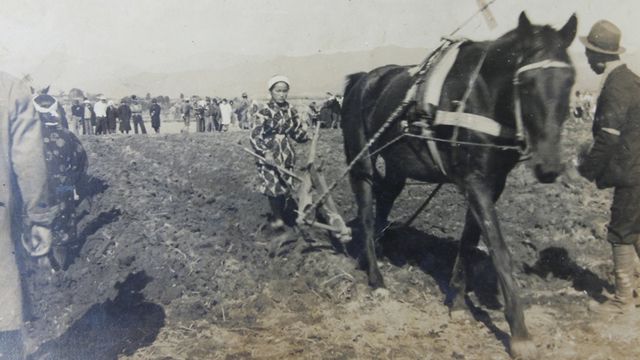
left=445, top=287, right=466, bottom=312
left=372, top=287, right=390, bottom=300
left=449, top=308, right=473, bottom=323
left=509, top=339, right=538, bottom=360
left=368, top=269, right=385, bottom=289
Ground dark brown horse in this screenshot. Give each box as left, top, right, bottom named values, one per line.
left=341, top=12, right=576, bottom=358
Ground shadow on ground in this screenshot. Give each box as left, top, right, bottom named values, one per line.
left=64, top=207, right=122, bottom=268
left=524, top=246, right=612, bottom=302
left=341, top=222, right=514, bottom=351
left=29, top=271, right=165, bottom=360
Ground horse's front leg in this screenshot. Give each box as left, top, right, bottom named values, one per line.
left=448, top=178, right=507, bottom=312
left=466, top=183, right=536, bottom=359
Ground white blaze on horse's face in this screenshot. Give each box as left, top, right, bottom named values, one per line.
left=515, top=13, right=577, bottom=183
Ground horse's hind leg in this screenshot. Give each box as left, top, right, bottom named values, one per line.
left=372, top=168, right=406, bottom=234
left=465, top=183, right=534, bottom=358
left=447, top=209, right=481, bottom=311
left=349, top=161, right=385, bottom=288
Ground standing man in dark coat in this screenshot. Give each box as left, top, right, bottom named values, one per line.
left=149, top=98, right=161, bottom=133
left=106, top=100, right=118, bottom=134
left=210, top=98, right=221, bottom=132
left=577, top=20, right=640, bottom=315
left=195, top=100, right=205, bottom=132
left=70, top=99, right=84, bottom=135
left=118, top=99, right=132, bottom=134
left=237, top=92, right=251, bottom=129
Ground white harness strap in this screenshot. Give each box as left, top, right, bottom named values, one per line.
left=601, top=127, right=621, bottom=136
left=434, top=111, right=516, bottom=138
left=414, top=40, right=465, bottom=176
left=420, top=42, right=463, bottom=106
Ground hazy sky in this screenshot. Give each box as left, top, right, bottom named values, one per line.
left=1, top=0, right=639, bottom=86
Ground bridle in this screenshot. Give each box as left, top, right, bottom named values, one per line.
left=512, top=59, right=573, bottom=153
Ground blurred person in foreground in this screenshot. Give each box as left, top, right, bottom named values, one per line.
left=249, top=75, right=308, bottom=235
left=577, top=20, right=640, bottom=316
left=0, top=72, right=60, bottom=358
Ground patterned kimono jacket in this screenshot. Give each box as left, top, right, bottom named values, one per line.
left=250, top=100, right=308, bottom=196
left=34, top=94, right=88, bottom=246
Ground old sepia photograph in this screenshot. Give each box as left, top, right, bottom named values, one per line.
left=1, top=0, right=639, bottom=359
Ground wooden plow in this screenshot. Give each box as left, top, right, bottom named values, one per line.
left=295, top=124, right=352, bottom=242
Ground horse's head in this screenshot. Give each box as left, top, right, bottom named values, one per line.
left=512, top=12, right=577, bottom=183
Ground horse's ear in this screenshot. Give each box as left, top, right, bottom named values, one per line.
left=559, top=14, right=578, bottom=48
left=30, top=86, right=35, bottom=95
left=517, top=11, right=532, bottom=35
left=42, top=85, right=50, bottom=95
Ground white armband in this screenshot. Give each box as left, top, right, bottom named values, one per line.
left=601, top=127, right=621, bottom=136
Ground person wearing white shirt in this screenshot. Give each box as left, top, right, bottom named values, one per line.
left=93, top=97, right=108, bottom=135
left=219, top=99, right=233, bottom=132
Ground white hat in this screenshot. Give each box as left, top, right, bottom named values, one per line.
left=267, top=75, right=290, bottom=91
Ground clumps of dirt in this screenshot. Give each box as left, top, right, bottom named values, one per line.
left=21, top=121, right=638, bottom=360
left=22, top=131, right=364, bottom=346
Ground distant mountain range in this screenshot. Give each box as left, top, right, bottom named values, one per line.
left=41, top=45, right=640, bottom=99
left=68, top=46, right=429, bottom=98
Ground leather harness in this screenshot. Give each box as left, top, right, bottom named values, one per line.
left=407, top=40, right=572, bottom=175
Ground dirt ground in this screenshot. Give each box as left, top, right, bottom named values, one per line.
left=21, top=119, right=640, bottom=360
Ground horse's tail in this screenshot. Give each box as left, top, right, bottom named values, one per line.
left=341, top=72, right=367, bottom=128
left=343, top=72, right=367, bottom=100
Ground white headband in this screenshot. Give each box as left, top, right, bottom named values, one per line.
left=267, top=75, right=290, bottom=91
left=32, top=96, right=59, bottom=118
